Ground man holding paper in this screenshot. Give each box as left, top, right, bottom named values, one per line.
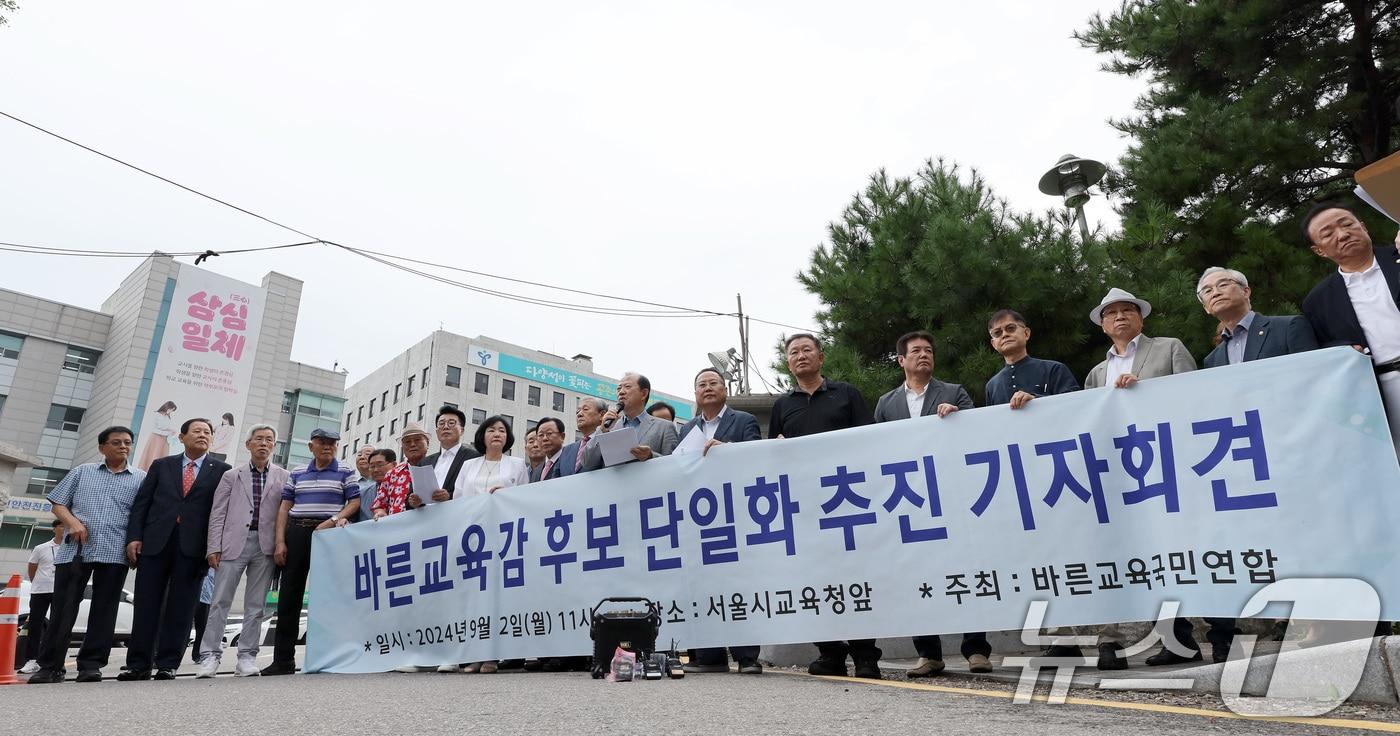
left=580, top=372, right=679, bottom=470
left=370, top=423, right=436, bottom=517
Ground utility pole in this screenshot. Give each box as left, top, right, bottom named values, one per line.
left=737, top=294, right=751, bottom=395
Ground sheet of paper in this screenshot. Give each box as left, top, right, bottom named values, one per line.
left=409, top=464, right=439, bottom=504
left=596, top=427, right=641, bottom=467
left=673, top=426, right=706, bottom=456
left=1355, top=185, right=1400, bottom=225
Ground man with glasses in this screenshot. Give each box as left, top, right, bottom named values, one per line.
left=1199, top=267, right=1317, bottom=370
left=27, top=427, right=146, bottom=684
left=581, top=373, right=679, bottom=469
left=984, top=310, right=1079, bottom=409
left=197, top=424, right=290, bottom=677
left=425, top=405, right=480, bottom=501
left=358, top=449, right=395, bottom=521
left=530, top=418, right=567, bottom=482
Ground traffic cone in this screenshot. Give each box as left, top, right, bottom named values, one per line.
left=0, top=574, right=19, bottom=685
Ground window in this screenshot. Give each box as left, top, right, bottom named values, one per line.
left=404, top=411, right=411, bottom=427
left=391, top=419, right=398, bottom=436
left=423, top=367, right=431, bottom=387
left=353, top=439, right=360, bottom=453
left=45, top=404, right=85, bottom=432
left=501, top=379, right=516, bottom=401
left=471, top=408, right=486, bottom=425
left=394, top=383, right=402, bottom=403
left=501, top=414, right=514, bottom=429
left=0, top=331, right=23, bottom=360
left=341, top=445, right=348, bottom=459
left=365, top=432, right=372, bottom=445
left=528, top=386, right=541, bottom=407
left=443, top=402, right=458, bottom=409
left=526, top=419, right=539, bottom=433
left=26, top=467, right=67, bottom=496
left=357, top=405, right=364, bottom=424
left=381, top=390, right=388, bottom=409
left=368, top=398, right=375, bottom=417
left=0, top=395, right=6, bottom=416
left=407, top=376, right=415, bottom=397
left=552, top=391, right=565, bottom=412
left=281, top=392, right=294, bottom=414
left=63, top=345, right=100, bottom=374
left=345, top=413, right=352, bottom=431
left=377, top=426, right=384, bottom=442
left=275, top=441, right=288, bottom=465
left=473, top=372, right=489, bottom=395
left=446, top=365, right=462, bottom=388
left=418, top=404, right=425, bottom=421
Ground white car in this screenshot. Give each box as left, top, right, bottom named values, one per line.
left=17, top=579, right=137, bottom=646
left=222, top=614, right=307, bottom=648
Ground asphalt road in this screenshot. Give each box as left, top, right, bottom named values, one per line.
left=8, top=648, right=1400, bottom=735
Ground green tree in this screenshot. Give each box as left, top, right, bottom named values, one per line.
left=790, top=159, right=1115, bottom=405
left=0, top=1, right=17, bottom=26
left=1079, top=0, right=1400, bottom=356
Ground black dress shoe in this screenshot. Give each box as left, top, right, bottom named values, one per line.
left=807, top=657, right=847, bottom=676
left=26, top=669, right=65, bottom=684
left=1212, top=646, right=1230, bottom=664
left=852, top=660, right=882, bottom=680
left=116, top=669, right=152, bottom=681
left=737, top=658, right=763, bottom=675
left=1145, top=648, right=1203, bottom=666
left=75, top=670, right=103, bottom=683
left=1097, top=643, right=1128, bottom=671
left=1042, top=645, right=1082, bottom=658
left=541, top=657, right=567, bottom=672
left=522, top=659, right=543, bottom=671
left=153, top=669, right=177, bottom=680
left=260, top=662, right=296, bottom=676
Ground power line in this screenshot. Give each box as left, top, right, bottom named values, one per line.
left=0, top=240, right=320, bottom=258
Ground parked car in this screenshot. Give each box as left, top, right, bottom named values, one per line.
left=17, top=579, right=137, bottom=646
left=222, top=614, right=307, bottom=648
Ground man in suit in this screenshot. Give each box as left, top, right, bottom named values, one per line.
left=1200, top=267, right=1319, bottom=369
left=120, top=417, right=231, bottom=680
left=530, top=417, right=567, bottom=482
left=871, top=331, right=988, bottom=677
left=1300, top=202, right=1400, bottom=452
left=580, top=372, right=679, bottom=470
left=558, top=398, right=608, bottom=477
left=196, top=423, right=290, bottom=678
left=678, top=366, right=763, bottom=674
left=425, top=405, right=480, bottom=500
left=1084, top=287, right=1197, bottom=390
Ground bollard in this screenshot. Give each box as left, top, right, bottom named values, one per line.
left=0, top=574, right=20, bottom=685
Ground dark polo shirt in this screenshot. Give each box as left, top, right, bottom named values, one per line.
left=768, top=379, right=873, bottom=439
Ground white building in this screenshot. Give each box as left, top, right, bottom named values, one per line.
left=341, top=332, right=694, bottom=459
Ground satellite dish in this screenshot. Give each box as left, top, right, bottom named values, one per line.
left=708, top=350, right=735, bottom=376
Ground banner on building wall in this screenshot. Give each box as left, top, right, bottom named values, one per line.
left=467, top=343, right=693, bottom=421
left=135, top=264, right=266, bottom=470
left=304, top=348, right=1400, bottom=673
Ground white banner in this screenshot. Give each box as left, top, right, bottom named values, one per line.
left=135, top=264, right=266, bottom=470
left=306, top=348, right=1400, bottom=673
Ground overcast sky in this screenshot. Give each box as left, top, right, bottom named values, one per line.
left=0, top=1, right=1143, bottom=401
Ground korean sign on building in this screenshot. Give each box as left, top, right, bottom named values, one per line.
left=305, top=349, right=1400, bottom=672
left=135, top=264, right=266, bottom=470
left=467, top=343, right=693, bottom=421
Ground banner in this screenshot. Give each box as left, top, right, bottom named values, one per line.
left=306, top=348, right=1400, bottom=673
left=135, top=264, right=266, bottom=470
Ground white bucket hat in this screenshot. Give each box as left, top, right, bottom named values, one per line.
left=1090, top=287, right=1152, bottom=326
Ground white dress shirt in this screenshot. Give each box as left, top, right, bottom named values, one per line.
left=699, top=405, right=729, bottom=441
left=1340, top=258, right=1400, bottom=365
left=1104, top=334, right=1142, bottom=388
left=903, top=382, right=928, bottom=417
left=433, top=443, right=460, bottom=489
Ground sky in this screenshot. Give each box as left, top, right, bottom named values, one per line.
left=0, top=1, right=1145, bottom=400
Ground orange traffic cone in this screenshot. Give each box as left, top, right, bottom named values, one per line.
left=0, top=574, right=19, bottom=685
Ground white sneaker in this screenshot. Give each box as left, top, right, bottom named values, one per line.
left=18, top=660, right=39, bottom=674
left=195, top=656, right=219, bottom=679
left=234, top=656, right=260, bottom=677
left=437, top=664, right=460, bottom=673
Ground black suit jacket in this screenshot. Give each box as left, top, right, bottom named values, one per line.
left=678, top=407, right=762, bottom=445
left=1203, top=313, right=1319, bottom=368
left=1302, top=245, right=1400, bottom=351
left=424, top=444, right=480, bottom=499
left=126, top=453, right=231, bottom=558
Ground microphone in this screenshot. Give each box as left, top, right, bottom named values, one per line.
left=600, top=400, right=626, bottom=430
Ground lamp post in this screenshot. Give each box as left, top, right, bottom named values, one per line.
left=1038, top=154, right=1106, bottom=241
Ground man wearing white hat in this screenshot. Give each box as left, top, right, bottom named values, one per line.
left=1084, top=287, right=1196, bottom=390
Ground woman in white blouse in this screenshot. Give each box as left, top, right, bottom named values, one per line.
left=454, top=414, right=529, bottom=675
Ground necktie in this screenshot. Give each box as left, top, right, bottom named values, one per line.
left=182, top=461, right=196, bottom=496
left=541, top=457, right=555, bottom=480
left=574, top=437, right=589, bottom=471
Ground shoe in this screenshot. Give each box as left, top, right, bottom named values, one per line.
left=852, top=660, right=882, bottom=679
left=235, top=657, right=260, bottom=677
left=437, top=664, right=460, bottom=673
left=1042, top=645, right=1082, bottom=658
left=196, top=657, right=219, bottom=679
left=682, top=662, right=730, bottom=673
left=479, top=661, right=498, bottom=674
left=522, top=659, right=543, bottom=671
left=117, top=669, right=152, bottom=681
left=540, top=657, right=567, bottom=672
left=75, top=670, right=102, bottom=683
left=737, top=658, right=763, bottom=675
left=1212, top=646, right=1230, bottom=664
left=807, top=657, right=848, bottom=676
left=154, top=669, right=176, bottom=680
left=498, top=659, right=525, bottom=670
left=967, top=654, right=993, bottom=673
left=1145, top=648, right=1202, bottom=666
left=393, top=665, right=434, bottom=673
left=462, top=662, right=481, bottom=673
left=260, top=662, right=296, bottom=676
left=26, top=669, right=64, bottom=684
left=1097, top=643, right=1127, bottom=671
left=906, top=657, right=945, bottom=678
left=18, top=660, right=39, bottom=675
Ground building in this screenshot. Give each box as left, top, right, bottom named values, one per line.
left=341, top=332, right=694, bottom=459
left=0, top=254, right=345, bottom=580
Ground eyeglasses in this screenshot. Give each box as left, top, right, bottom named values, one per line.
left=436, top=419, right=461, bottom=428
left=1197, top=279, right=1240, bottom=298
left=105, top=440, right=134, bottom=447
left=988, top=323, right=1023, bottom=339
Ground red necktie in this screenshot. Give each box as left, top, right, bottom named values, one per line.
left=182, top=461, right=196, bottom=496
left=541, top=457, right=555, bottom=480
left=574, top=437, right=589, bottom=471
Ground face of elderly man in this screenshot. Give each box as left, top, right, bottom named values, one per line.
left=1307, top=208, right=1373, bottom=269
left=1197, top=271, right=1251, bottom=319
left=1099, top=302, right=1144, bottom=343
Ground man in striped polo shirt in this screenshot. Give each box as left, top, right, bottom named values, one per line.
left=262, top=427, right=359, bottom=675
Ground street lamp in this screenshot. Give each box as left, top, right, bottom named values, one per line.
left=1038, top=153, right=1106, bottom=241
